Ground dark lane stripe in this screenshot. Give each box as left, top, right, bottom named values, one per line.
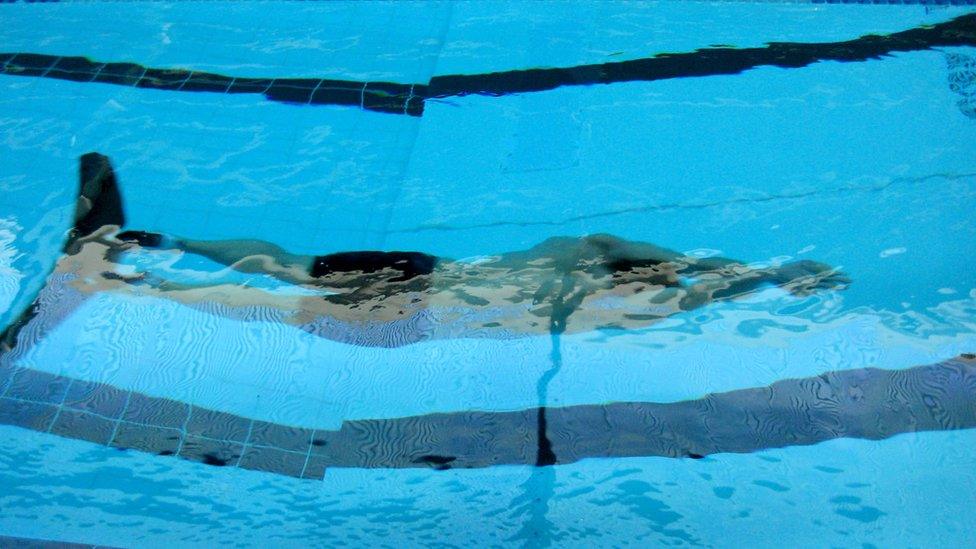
left=0, top=52, right=425, bottom=116
left=0, top=534, right=118, bottom=549
left=1, top=13, right=974, bottom=116
left=0, top=355, right=973, bottom=479
left=1, top=1, right=972, bottom=4
left=425, top=13, right=976, bottom=97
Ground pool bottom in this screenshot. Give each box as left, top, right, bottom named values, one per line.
left=2, top=423, right=974, bottom=547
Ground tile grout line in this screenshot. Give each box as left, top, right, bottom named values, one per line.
left=306, top=78, right=324, bottom=105
left=5, top=54, right=25, bottom=74
left=107, top=391, right=133, bottom=446
left=372, top=1, right=451, bottom=247
left=174, top=71, right=194, bottom=92
left=44, top=377, right=74, bottom=433
left=86, top=63, right=106, bottom=83
left=0, top=367, right=19, bottom=398
left=131, top=66, right=150, bottom=88
left=37, top=56, right=62, bottom=78
left=299, top=430, right=315, bottom=478
left=404, top=84, right=416, bottom=115
left=174, top=404, right=193, bottom=456
left=235, top=419, right=255, bottom=467
left=1, top=393, right=307, bottom=454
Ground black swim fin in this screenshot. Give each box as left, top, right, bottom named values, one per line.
left=70, top=152, right=125, bottom=245
left=1, top=153, right=124, bottom=353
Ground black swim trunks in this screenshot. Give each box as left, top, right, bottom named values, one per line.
left=310, top=251, right=437, bottom=282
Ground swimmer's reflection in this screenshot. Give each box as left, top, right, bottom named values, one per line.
left=1, top=153, right=848, bottom=351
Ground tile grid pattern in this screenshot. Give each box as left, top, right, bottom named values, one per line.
left=2, top=355, right=976, bottom=480
left=0, top=365, right=330, bottom=480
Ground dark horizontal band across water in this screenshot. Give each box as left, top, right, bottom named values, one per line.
left=0, top=52, right=426, bottom=116
left=0, top=355, right=973, bottom=479
left=0, top=534, right=118, bottom=549
left=1, top=13, right=974, bottom=116
left=424, top=13, right=976, bottom=98
left=3, top=0, right=975, bottom=3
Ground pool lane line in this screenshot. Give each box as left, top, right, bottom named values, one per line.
left=424, top=13, right=976, bottom=99
left=0, top=0, right=972, bottom=4
left=0, top=354, right=974, bottom=479
left=0, top=534, right=120, bottom=549
left=1, top=13, right=975, bottom=116
left=0, top=52, right=426, bottom=116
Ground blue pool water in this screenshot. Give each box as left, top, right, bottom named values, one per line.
left=1, top=1, right=976, bottom=547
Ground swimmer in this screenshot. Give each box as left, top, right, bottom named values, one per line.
left=0, top=153, right=849, bottom=351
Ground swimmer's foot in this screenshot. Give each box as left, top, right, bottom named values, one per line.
left=116, top=230, right=179, bottom=250
left=774, top=260, right=850, bottom=296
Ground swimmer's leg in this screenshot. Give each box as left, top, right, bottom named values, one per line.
left=676, top=262, right=849, bottom=311
left=570, top=234, right=761, bottom=280
left=116, top=231, right=316, bottom=285
left=676, top=269, right=775, bottom=311
left=179, top=238, right=314, bottom=277
left=587, top=232, right=850, bottom=301
left=578, top=235, right=839, bottom=285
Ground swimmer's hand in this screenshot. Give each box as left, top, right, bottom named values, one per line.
left=773, top=260, right=850, bottom=296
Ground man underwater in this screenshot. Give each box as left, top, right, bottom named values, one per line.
left=1, top=153, right=849, bottom=350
